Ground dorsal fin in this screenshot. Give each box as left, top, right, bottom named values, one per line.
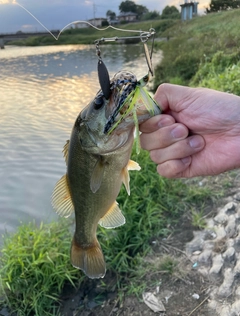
left=62, top=140, right=70, bottom=165
left=52, top=174, right=74, bottom=218
left=122, top=159, right=141, bottom=195
left=99, top=201, right=125, bottom=228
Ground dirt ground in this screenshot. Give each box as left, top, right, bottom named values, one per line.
left=59, top=172, right=240, bottom=316
left=59, top=198, right=219, bottom=316
left=1, top=174, right=237, bottom=316
left=59, top=217, right=213, bottom=316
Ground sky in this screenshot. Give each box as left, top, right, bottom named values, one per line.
left=0, top=0, right=210, bottom=34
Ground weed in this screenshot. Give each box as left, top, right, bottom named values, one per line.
left=0, top=220, right=82, bottom=316
left=191, top=208, right=207, bottom=229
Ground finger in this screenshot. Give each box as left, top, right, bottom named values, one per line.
left=156, top=157, right=192, bottom=178
left=150, top=135, right=205, bottom=164
left=154, top=83, right=194, bottom=112
left=140, top=114, right=175, bottom=133
left=140, top=123, right=188, bottom=151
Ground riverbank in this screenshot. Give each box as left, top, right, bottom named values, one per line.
left=2, top=9, right=240, bottom=315
left=8, top=19, right=176, bottom=46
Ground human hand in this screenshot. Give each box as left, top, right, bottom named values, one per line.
left=140, top=84, right=240, bottom=178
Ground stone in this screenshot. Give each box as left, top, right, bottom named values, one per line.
left=222, top=247, right=236, bottom=264
left=222, top=202, right=237, bottom=214
left=209, top=254, right=223, bottom=279
left=217, top=268, right=235, bottom=298
left=225, top=215, right=237, bottom=238
left=233, top=259, right=240, bottom=276
left=217, top=305, right=231, bottom=316
left=214, top=226, right=227, bottom=240
left=214, top=212, right=228, bottom=225
left=233, top=192, right=240, bottom=201
left=198, top=249, right=212, bottom=265
left=235, top=286, right=240, bottom=299
left=231, top=300, right=240, bottom=314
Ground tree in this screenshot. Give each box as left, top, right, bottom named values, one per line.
left=119, top=0, right=148, bottom=18
left=141, top=10, right=161, bottom=21
left=206, top=0, right=240, bottom=12
left=119, top=0, right=137, bottom=13
left=106, top=10, right=116, bottom=21
left=161, top=5, right=180, bottom=19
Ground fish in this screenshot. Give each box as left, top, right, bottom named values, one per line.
left=52, top=70, right=161, bottom=279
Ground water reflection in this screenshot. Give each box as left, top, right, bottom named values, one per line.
left=0, top=44, right=161, bottom=240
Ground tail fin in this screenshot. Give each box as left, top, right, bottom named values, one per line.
left=71, top=236, right=106, bottom=279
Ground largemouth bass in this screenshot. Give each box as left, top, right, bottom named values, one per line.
left=52, top=70, right=161, bottom=279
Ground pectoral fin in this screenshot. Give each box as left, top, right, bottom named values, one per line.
left=122, top=159, right=141, bottom=195
left=90, top=158, right=105, bottom=193
left=99, top=201, right=125, bottom=228
left=63, top=140, right=69, bottom=165
left=51, top=174, right=74, bottom=218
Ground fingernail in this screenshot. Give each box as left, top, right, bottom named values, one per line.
left=189, top=136, right=203, bottom=149
left=181, top=157, right=191, bottom=165
left=157, top=117, right=172, bottom=128
left=171, top=126, right=186, bottom=139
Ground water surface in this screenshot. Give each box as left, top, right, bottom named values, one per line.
left=0, top=44, right=160, bottom=240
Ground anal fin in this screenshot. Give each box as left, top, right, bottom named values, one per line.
left=71, top=236, right=106, bottom=279
left=99, top=201, right=125, bottom=228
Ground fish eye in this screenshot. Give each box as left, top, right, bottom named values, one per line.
left=94, top=96, right=104, bottom=110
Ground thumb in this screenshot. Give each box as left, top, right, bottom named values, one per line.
left=154, top=83, right=192, bottom=113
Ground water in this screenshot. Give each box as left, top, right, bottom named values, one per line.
left=0, top=44, right=161, bottom=241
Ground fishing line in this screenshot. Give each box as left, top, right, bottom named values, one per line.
left=14, top=1, right=155, bottom=42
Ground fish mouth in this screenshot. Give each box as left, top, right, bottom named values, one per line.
left=104, top=71, right=160, bottom=134
left=104, top=71, right=137, bottom=134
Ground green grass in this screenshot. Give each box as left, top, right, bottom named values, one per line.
left=0, top=144, right=216, bottom=315
left=9, top=19, right=177, bottom=46
left=190, top=50, right=240, bottom=95
left=153, top=8, right=240, bottom=89
left=0, top=220, right=82, bottom=316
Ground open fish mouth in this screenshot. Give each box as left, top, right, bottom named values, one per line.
left=104, top=71, right=160, bottom=135
left=104, top=71, right=137, bottom=134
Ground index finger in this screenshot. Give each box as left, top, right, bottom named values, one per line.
left=140, top=114, right=175, bottom=133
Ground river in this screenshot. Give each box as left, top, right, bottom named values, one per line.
left=0, top=43, right=161, bottom=242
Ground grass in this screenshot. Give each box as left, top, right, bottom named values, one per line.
left=0, top=144, right=216, bottom=315
left=9, top=19, right=177, bottom=46
left=191, top=208, right=207, bottom=230
left=3, top=9, right=240, bottom=314
left=0, top=220, right=82, bottom=316
left=153, top=8, right=240, bottom=89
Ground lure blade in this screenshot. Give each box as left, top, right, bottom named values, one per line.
left=143, top=43, right=153, bottom=77
left=98, top=60, right=111, bottom=100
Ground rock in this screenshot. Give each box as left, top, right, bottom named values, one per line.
left=214, top=212, right=228, bottom=224
left=222, top=202, right=237, bottom=214
left=214, top=226, right=227, bottom=240
left=209, top=254, right=224, bottom=279
left=198, top=249, right=212, bottom=265
left=231, top=300, right=240, bottom=314
left=233, top=192, right=240, bottom=201
left=217, top=268, right=235, bottom=298
left=222, top=247, right=236, bottom=265
left=225, top=215, right=237, bottom=238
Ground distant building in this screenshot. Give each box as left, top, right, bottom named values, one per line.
left=88, top=18, right=107, bottom=27
left=180, top=1, right=199, bottom=21
left=73, top=22, right=88, bottom=29
left=117, top=12, right=137, bottom=22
